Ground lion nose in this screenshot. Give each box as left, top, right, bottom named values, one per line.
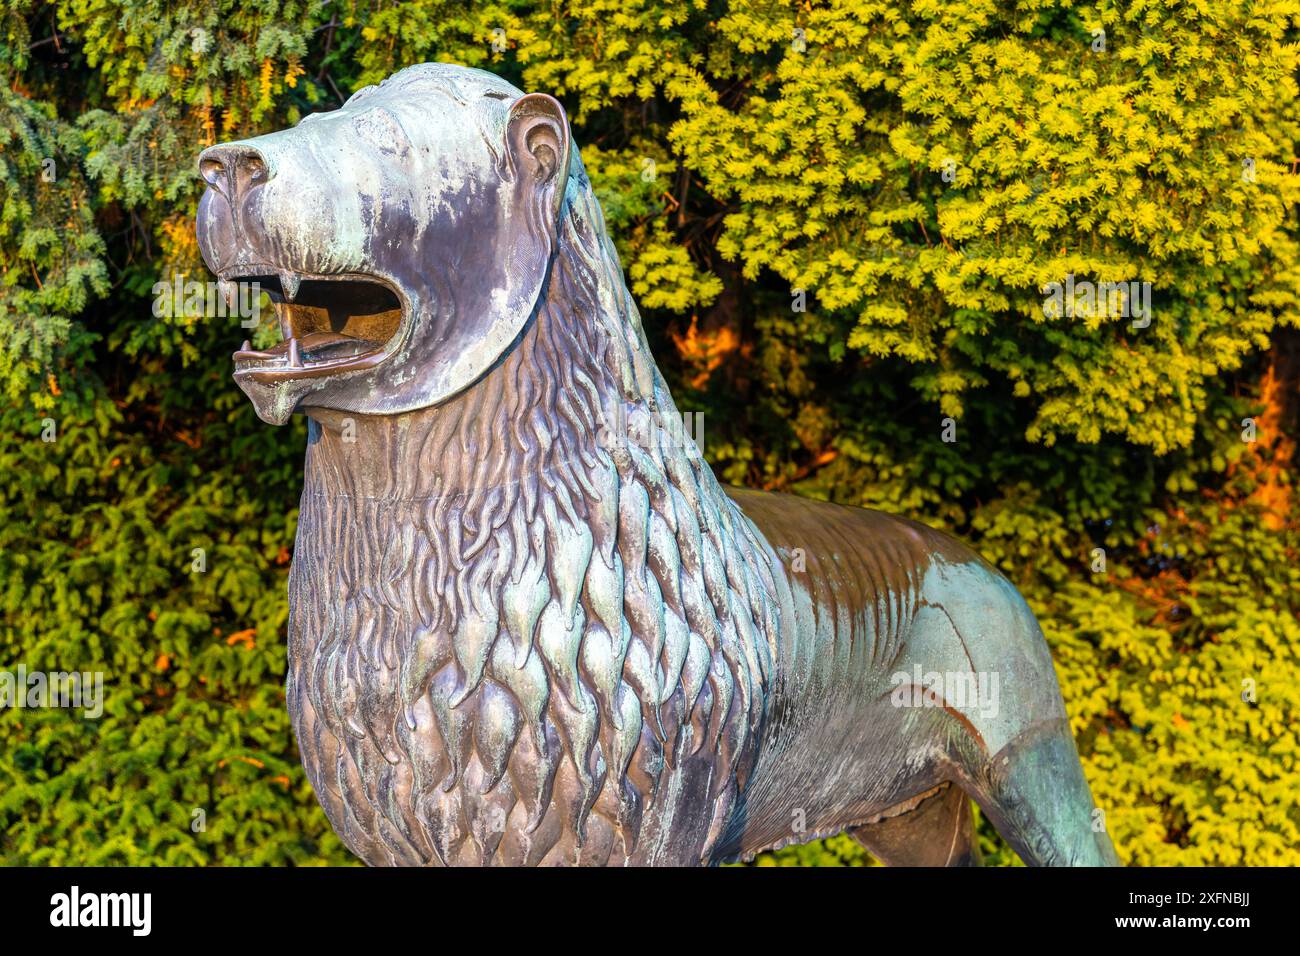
left=198, top=144, right=272, bottom=202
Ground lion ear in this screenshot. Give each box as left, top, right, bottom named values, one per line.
left=506, top=93, right=572, bottom=225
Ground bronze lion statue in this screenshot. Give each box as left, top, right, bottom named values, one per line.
left=195, top=63, right=1119, bottom=867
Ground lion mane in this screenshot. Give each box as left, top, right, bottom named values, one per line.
left=285, top=139, right=784, bottom=865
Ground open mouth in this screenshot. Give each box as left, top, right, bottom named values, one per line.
left=224, top=270, right=404, bottom=381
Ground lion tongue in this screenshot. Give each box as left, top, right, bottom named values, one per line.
left=295, top=331, right=380, bottom=363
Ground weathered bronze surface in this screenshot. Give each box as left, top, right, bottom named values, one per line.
left=196, top=63, right=1120, bottom=866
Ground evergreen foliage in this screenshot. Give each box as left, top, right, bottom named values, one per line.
left=2, top=0, right=1297, bottom=866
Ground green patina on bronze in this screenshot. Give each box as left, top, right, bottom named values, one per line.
left=196, top=63, right=1119, bottom=867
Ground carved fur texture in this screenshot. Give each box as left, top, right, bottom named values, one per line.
left=286, top=152, right=783, bottom=865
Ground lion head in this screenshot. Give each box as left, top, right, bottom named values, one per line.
left=196, top=64, right=578, bottom=425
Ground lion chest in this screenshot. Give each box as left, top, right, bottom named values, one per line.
left=284, top=502, right=739, bottom=866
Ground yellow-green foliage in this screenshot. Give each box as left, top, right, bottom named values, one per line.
left=1051, top=507, right=1300, bottom=865
left=1, top=0, right=1298, bottom=865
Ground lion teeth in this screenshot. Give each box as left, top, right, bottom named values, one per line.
left=241, top=339, right=251, bottom=352
left=288, top=337, right=302, bottom=368
left=280, top=272, right=301, bottom=303
left=218, top=278, right=237, bottom=309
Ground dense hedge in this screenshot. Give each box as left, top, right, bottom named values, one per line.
left=2, top=0, right=1298, bottom=866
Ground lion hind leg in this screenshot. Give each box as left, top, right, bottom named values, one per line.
left=967, top=719, right=1120, bottom=867
left=846, top=782, right=983, bottom=867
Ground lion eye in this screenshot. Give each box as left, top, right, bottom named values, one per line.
left=353, top=109, right=409, bottom=155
